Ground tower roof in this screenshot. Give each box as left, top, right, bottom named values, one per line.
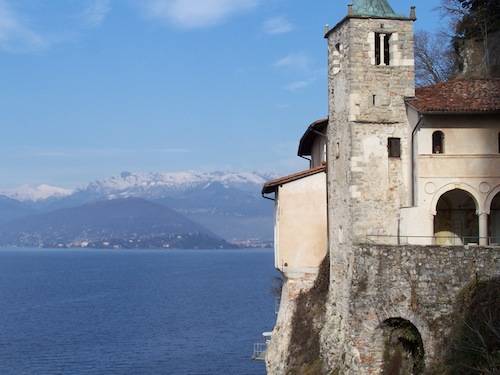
left=352, top=0, right=398, bottom=18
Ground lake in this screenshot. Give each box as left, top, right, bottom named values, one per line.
left=0, top=248, right=277, bottom=375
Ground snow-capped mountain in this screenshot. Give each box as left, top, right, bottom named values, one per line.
left=82, top=171, right=273, bottom=199
left=0, top=171, right=276, bottom=242
left=1, top=184, right=74, bottom=202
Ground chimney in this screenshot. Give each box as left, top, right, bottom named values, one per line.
left=410, top=6, right=416, bottom=20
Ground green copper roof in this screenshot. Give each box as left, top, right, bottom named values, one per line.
left=352, top=0, right=399, bottom=17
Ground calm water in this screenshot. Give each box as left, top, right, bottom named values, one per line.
left=0, top=248, right=276, bottom=375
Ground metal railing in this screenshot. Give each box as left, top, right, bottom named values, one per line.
left=365, top=235, right=500, bottom=247
left=252, top=342, right=267, bottom=361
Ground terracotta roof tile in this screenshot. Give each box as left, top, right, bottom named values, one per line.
left=262, top=165, right=327, bottom=195
left=406, top=79, right=500, bottom=114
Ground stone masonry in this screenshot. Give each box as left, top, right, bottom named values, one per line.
left=319, top=244, right=500, bottom=373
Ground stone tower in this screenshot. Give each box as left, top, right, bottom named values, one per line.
left=326, top=0, right=416, bottom=253
left=324, top=0, right=417, bottom=369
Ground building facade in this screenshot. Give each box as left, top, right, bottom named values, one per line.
left=262, top=118, right=328, bottom=278
left=264, top=0, right=500, bottom=374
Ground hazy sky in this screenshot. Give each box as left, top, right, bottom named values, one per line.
left=0, top=0, right=444, bottom=189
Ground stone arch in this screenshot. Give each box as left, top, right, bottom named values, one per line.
left=362, top=307, right=434, bottom=372
left=430, top=183, right=482, bottom=216
left=433, top=188, right=480, bottom=245
left=485, top=185, right=500, bottom=215
left=486, top=186, right=500, bottom=244
left=373, top=318, right=426, bottom=374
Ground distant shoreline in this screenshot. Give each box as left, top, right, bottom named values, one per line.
left=0, top=246, right=274, bottom=251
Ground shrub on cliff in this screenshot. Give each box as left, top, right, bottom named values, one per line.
left=441, top=277, right=500, bottom=374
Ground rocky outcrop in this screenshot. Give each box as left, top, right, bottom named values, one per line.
left=266, top=256, right=330, bottom=375
left=457, top=30, right=500, bottom=78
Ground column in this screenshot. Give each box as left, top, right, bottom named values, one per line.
left=479, top=213, right=489, bottom=246
left=379, top=34, right=386, bottom=66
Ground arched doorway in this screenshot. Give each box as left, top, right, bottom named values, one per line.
left=379, top=318, right=425, bottom=375
left=434, top=189, right=479, bottom=245
left=490, top=193, right=500, bottom=245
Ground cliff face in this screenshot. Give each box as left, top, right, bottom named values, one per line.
left=266, top=256, right=330, bottom=375
left=458, top=30, right=500, bottom=78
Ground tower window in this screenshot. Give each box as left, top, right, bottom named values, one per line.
left=375, top=33, right=391, bottom=66
left=388, top=138, right=401, bottom=158
left=432, top=131, right=445, bottom=154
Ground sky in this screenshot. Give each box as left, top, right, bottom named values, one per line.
left=0, top=0, right=444, bottom=189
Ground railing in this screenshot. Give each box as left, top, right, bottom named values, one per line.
left=252, top=342, right=267, bottom=361
left=365, top=235, right=500, bottom=247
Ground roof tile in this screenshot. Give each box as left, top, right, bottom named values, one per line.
left=406, top=79, right=500, bottom=113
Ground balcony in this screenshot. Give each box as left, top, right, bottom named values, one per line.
left=252, top=332, right=272, bottom=361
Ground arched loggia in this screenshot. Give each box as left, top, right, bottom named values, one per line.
left=490, top=192, right=500, bottom=245
left=434, top=189, right=479, bottom=245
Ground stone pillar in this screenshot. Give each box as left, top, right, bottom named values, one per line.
left=379, top=34, right=386, bottom=65
left=479, top=213, right=489, bottom=246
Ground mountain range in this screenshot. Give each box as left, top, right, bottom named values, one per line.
left=0, top=198, right=231, bottom=249
left=0, top=171, right=275, bottom=249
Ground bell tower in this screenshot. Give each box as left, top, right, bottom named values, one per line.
left=325, top=1, right=416, bottom=253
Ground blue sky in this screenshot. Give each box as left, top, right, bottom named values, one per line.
left=0, top=0, right=443, bottom=189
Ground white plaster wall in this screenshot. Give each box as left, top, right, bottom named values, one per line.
left=311, top=136, right=327, bottom=168
left=417, top=115, right=500, bottom=155
left=400, top=115, right=500, bottom=243
left=275, top=172, right=327, bottom=276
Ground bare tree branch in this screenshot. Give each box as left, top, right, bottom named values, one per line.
left=414, top=30, right=457, bottom=86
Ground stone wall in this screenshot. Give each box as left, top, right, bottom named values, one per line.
left=325, top=16, right=417, bottom=372
left=327, top=16, right=416, bottom=255
left=320, top=244, right=500, bottom=374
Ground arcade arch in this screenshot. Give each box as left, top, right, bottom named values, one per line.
left=490, top=192, right=500, bottom=244
left=434, top=189, right=479, bottom=245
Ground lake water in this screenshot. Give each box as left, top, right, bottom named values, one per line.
left=0, top=248, right=277, bottom=375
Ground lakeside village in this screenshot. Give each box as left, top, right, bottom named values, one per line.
left=255, top=0, right=500, bottom=374
left=7, top=236, right=273, bottom=250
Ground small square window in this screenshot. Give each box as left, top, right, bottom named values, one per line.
left=388, top=138, right=401, bottom=158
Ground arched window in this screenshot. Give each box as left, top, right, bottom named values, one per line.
left=432, top=131, right=444, bottom=154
